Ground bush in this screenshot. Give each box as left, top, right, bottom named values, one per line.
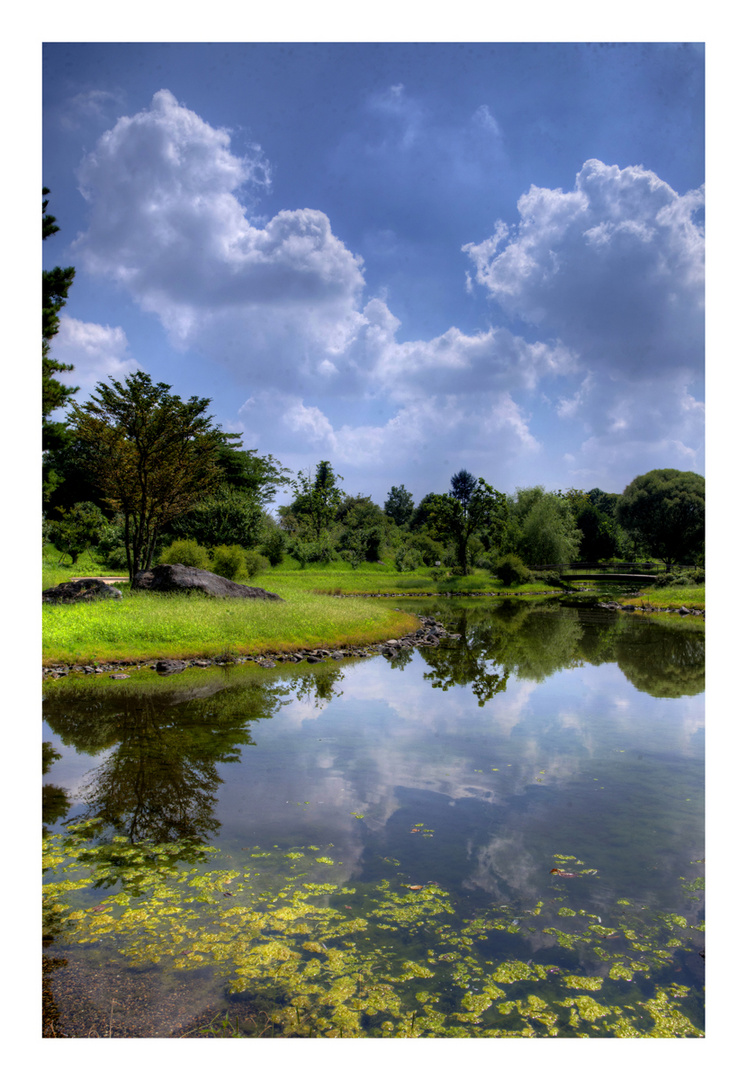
left=410, top=534, right=443, bottom=567
left=395, top=545, right=422, bottom=572
left=488, top=551, right=533, bottom=586
left=287, top=537, right=337, bottom=568
left=244, top=550, right=270, bottom=579
left=47, top=502, right=108, bottom=565
left=260, top=527, right=286, bottom=567
left=211, top=544, right=247, bottom=580
left=159, top=538, right=211, bottom=570
left=105, top=545, right=129, bottom=571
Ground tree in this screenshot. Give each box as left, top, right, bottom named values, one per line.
left=336, top=495, right=385, bottom=564
left=215, top=445, right=291, bottom=506
left=383, top=484, right=414, bottom=527
left=616, top=469, right=705, bottom=570
left=47, top=501, right=107, bottom=564
left=168, top=484, right=264, bottom=550
left=511, top=487, right=582, bottom=566
left=42, top=188, right=77, bottom=453
left=286, top=461, right=345, bottom=541
left=69, top=371, right=233, bottom=579
left=430, top=471, right=506, bottom=575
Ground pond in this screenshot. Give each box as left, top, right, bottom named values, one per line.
left=42, top=598, right=704, bottom=1038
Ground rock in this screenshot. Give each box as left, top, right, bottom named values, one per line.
left=131, top=564, right=283, bottom=601
left=154, top=659, right=187, bottom=675
left=43, top=578, right=124, bottom=604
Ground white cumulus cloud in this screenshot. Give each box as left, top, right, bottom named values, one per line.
left=51, top=316, right=140, bottom=400
left=463, top=159, right=704, bottom=380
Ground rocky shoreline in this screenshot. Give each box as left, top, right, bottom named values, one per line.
left=596, top=600, right=705, bottom=618
left=42, top=613, right=459, bottom=681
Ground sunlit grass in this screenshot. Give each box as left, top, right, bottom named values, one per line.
left=623, top=585, right=705, bottom=612
left=42, top=583, right=420, bottom=665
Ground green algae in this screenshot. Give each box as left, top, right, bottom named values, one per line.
left=43, top=826, right=704, bottom=1039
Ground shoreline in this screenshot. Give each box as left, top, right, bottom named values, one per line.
left=41, top=591, right=703, bottom=680
left=42, top=612, right=458, bottom=680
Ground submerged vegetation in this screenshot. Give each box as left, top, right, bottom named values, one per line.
left=43, top=825, right=704, bottom=1038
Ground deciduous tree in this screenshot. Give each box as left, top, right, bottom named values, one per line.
left=383, top=484, right=414, bottom=527
left=287, top=461, right=345, bottom=541
left=69, top=371, right=232, bottom=579
left=616, top=469, right=705, bottom=570
left=430, top=470, right=506, bottom=575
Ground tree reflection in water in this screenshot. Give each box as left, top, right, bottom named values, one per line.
left=43, top=673, right=291, bottom=847
left=408, top=600, right=703, bottom=704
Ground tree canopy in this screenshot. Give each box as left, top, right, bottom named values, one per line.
left=383, top=484, right=414, bottom=527
left=616, top=468, right=705, bottom=569
left=429, top=470, right=506, bottom=575
left=69, top=371, right=234, bottom=578
left=286, top=461, right=346, bottom=541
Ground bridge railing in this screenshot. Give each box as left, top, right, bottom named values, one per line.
left=527, top=562, right=696, bottom=573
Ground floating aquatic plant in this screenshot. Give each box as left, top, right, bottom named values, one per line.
left=43, top=827, right=704, bottom=1038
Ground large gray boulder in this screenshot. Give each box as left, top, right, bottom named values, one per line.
left=131, top=563, right=283, bottom=601
left=43, top=578, right=123, bottom=604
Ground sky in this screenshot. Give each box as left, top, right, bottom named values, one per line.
left=42, top=40, right=705, bottom=508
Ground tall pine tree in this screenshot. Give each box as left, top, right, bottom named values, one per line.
left=42, top=188, right=77, bottom=452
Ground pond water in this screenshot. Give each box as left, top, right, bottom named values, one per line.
left=42, top=598, right=704, bottom=1038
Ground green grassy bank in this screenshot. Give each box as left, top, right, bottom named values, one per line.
left=41, top=546, right=704, bottom=665
left=42, top=583, right=423, bottom=666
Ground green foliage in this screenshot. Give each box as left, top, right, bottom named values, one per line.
left=215, top=446, right=291, bottom=507
left=42, top=188, right=77, bottom=454
left=395, top=545, right=422, bottom=572
left=512, top=487, right=582, bottom=565
left=211, top=544, right=247, bottom=580
left=488, top=552, right=533, bottom=586
left=69, top=371, right=234, bottom=579
left=159, top=538, right=211, bottom=570
left=170, top=484, right=263, bottom=550
left=244, top=550, right=270, bottom=580
left=410, top=534, right=443, bottom=566
left=288, top=534, right=338, bottom=568
left=259, top=521, right=286, bottom=566
left=286, top=461, right=346, bottom=541
left=429, top=472, right=507, bottom=575
left=616, top=469, right=705, bottom=570
left=336, top=495, right=385, bottom=564
left=384, top=484, right=414, bottom=527
left=46, top=502, right=108, bottom=565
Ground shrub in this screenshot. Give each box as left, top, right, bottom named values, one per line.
left=211, top=544, right=247, bottom=580
left=260, top=527, right=286, bottom=567
left=47, top=502, right=108, bottom=565
left=244, top=550, right=270, bottom=579
left=287, top=537, right=337, bottom=568
left=159, top=538, right=211, bottom=570
left=395, top=545, right=422, bottom=572
left=410, top=534, right=443, bottom=566
left=104, top=545, right=129, bottom=570
left=488, top=551, right=533, bottom=586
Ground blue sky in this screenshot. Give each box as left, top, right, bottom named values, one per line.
left=42, top=40, right=705, bottom=507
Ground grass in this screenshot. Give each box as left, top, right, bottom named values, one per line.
left=621, top=584, right=705, bottom=612
left=42, top=582, right=422, bottom=666
left=41, top=545, right=704, bottom=665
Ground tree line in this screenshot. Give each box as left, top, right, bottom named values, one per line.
left=42, top=189, right=705, bottom=581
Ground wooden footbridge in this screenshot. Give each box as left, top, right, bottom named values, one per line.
left=527, top=562, right=686, bottom=585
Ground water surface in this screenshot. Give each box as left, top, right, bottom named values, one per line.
left=43, top=599, right=704, bottom=1038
